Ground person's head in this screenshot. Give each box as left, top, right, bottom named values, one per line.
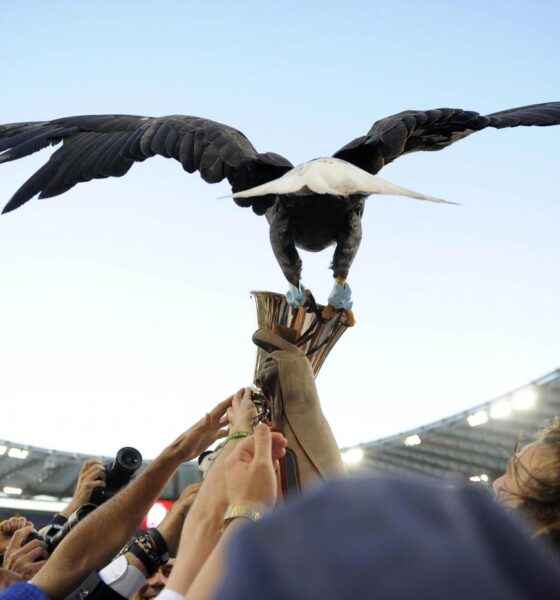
left=493, top=419, right=560, bottom=544
left=139, top=558, right=175, bottom=600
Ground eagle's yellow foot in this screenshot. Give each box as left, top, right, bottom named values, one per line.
left=321, top=305, right=337, bottom=320
left=342, top=309, right=356, bottom=327
left=286, top=282, right=307, bottom=308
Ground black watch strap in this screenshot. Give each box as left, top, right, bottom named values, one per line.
left=123, top=540, right=157, bottom=576
left=146, top=528, right=169, bottom=564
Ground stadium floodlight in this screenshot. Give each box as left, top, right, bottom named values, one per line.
left=8, top=447, right=29, bottom=460
left=404, top=434, right=421, bottom=447
left=467, top=410, right=488, bottom=427
left=342, top=447, right=364, bottom=465
left=3, top=487, right=22, bottom=495
left=490, top=399, right=512, bottom=420
left=511, top=387, right=537, bottom=411
left=469, top=473, right=489, bottom=483
left=0, top=445, right=7, bottom=456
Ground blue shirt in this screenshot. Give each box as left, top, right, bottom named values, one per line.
left=0, top=583, right=49, bottom=600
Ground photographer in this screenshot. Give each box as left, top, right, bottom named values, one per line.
left=0, top=396, right=231, bottom=600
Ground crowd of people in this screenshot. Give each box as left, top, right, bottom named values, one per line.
left=1, top=333, right=560, bottom=599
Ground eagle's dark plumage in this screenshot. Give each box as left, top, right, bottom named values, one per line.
left=1, top=102, right=560, bottom=322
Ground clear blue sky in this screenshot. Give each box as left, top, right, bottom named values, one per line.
left=1, top=0, right=559, bottom=457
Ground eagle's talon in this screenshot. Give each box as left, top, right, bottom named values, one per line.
left=342, top=309, right=356, bottom=327
left=286, top=282, right=307, bottom=307
left=321, top=305, right=337, bottom=320
left=327, top=280, right=353, bottom=310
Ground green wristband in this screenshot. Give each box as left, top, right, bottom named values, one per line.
left=228, top=431, right=253, bottom=440
left=221, top=430, right=252, bottom=450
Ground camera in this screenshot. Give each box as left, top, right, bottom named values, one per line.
left=22, top=503, right=97, bottom=556
left=90, top=447, right=143, bottom=506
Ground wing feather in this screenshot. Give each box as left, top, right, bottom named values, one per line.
left=334, top=102, right=560, bottom=174
left=0, top=114, right=293, bottom=213
left=178, top=130, right=196, bottom=172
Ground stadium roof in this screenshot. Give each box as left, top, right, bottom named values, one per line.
left=2, top=367, right=559, bottom=510
left=0, top=443, right=200, bottom=509
left=345, top=368, right=560, bottom=486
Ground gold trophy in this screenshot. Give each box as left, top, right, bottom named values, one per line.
left=252, top=290, right=350, bottom=380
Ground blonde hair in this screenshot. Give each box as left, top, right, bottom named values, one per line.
left=512, top=418, right=560, bottom=547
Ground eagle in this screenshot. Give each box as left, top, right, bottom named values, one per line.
left=1, top=102, right=559, bottom=325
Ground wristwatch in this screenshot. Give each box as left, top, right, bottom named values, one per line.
left=222, top=504, right=263, bottom=527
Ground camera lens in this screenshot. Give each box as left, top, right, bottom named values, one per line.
left=115, top=447, right=142, bottom=471
left=91, top=447, right=142, bottom=506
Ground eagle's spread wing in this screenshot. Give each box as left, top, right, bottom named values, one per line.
left=333, top=102, right=560, bottom=175
left=0, top=115, right=293, bottom=214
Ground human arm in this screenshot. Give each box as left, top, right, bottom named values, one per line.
left=30, top=398, right=230, bottom=600
left=107, top=479, right=203, bottom=596
left=166, top=388, right=259, bottom=595
left=156, top=482, right=201, bottom=558
left=186, top=424, right=285, bottom=600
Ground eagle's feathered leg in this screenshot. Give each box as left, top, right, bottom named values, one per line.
left=268, top=202, right=305, bottom=306
left=322, top=204, right=363, bottom=326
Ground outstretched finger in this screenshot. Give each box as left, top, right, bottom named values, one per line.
left=270, top=431, right=288, bottom=459
left=81, top=459, right=102, bottom=470
left=82, top=465, right=105, bottom=483
left=252, top=423, right=272, bottom=462
left=210, top=395, right=235, bottom=418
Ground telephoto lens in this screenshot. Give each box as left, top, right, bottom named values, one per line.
left=21, top=504, right=97, bottom=556
left=48, top=503, right=97, bottom=551
left=90, top=447, right=142, bottom=506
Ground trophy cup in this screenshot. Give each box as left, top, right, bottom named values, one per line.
left=251, top=290, right=350, bottom=381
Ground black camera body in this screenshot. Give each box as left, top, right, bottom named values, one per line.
left=90, top=446, right=142, bottom=506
